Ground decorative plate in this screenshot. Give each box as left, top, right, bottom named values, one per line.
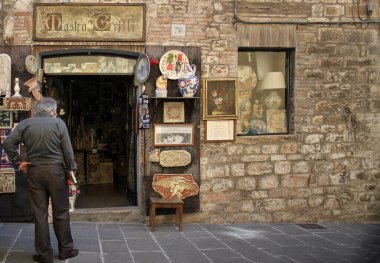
left=135, top=54, right=150, bottom=84
left=159, top=50, right=190, bottom=80
left=25, top=55, right=38, bottom=74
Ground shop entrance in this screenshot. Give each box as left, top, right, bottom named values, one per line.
left=44, top=74, right=137, bottom=208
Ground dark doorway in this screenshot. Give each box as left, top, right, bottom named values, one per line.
left=44, top=75, right=137, bottom=208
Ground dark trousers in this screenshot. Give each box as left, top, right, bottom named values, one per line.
left=27, top=164, right=74, bottom=263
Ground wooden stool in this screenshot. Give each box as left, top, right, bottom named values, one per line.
left=150, top=197, right=183, bottom=231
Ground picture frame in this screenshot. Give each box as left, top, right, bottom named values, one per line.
left=202, top=78, right=239, bottom=120
left=205, top=120, right=235, bottom=142
left=1, top=130, right=20, bottom=169
left=0, top=108, right=13, bottom=129
left=100, top=82, right=113, bottom=100
left=154, top=124, right=194, bottom=146
left=163, top=102, right=185, bottom=123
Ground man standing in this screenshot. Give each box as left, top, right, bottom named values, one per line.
left=3, top=97, right=79, bottom=263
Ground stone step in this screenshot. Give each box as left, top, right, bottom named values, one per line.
left=70, top=207, right=144, bottom=223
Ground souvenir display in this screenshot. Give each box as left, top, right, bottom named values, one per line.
left=0, top=53, right=11, bottom=97
left=177, top=64, right=199, bottom=97
left=138, top=90, right=150, bottom=129
left=152, top=174, right=199, bottom=199
left=25, top=55, right=38, bottom=74
left=155, top=74, right=168, bottom=97
left=0, top=169, right=15, bottom=193
left=159, top=50, right=190, bottom=80
left=135, top=53, right=150, bottom=84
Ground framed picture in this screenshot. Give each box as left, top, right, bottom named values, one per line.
left=203, top=78, right=239, bottom=120
left=0, top=109, right=13, bottom=128
left=205, top=120, right=235, bottom=142
left=266, top=109, right=287, bottom=133
left=163, top=102, right=185, bottom=123
left=100, top=82, right=113, bottom=100
left=1, top=131, right=20, bottom=169
left=154, top=124, right=194, bottom=146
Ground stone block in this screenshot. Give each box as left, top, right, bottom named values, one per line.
left=275, top=161, right=291, bottom=174
left=236, top=177, right=256, bottom=191
left=231, top=163, right=245, bottom=177
left=247, top=162, right=272, bottom=175
left=305, top=134, right=324, bottom=144
left=287, top=199, right=308, bottom=210
left=319, top=28, right=344, bottom=43
left=262, top=145, right=279, bottom=154
left=281, top=174, right=309, bottom=188
left=292, top=161, right=310, bottom=174
left=280, top=142, right=298, bottom=154
left=258, top=175, right=279, bottom=189
left=211, top=178, right=234, bottom=193
left=204, top=164, right=229, bottom=179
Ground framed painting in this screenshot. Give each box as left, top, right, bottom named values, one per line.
left=205, top=120, right=235, bottom=142
left=0, top=109, right=13, bottom=129
left=154, top=124, right=194, bottom=146
left=1, top=132, right=20, bottom=169
left=202, top=78, right=239, bottom=120
left=163, top=102, right=185, bottom=123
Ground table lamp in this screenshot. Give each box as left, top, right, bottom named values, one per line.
left=260, top=72, right=286, bottom=109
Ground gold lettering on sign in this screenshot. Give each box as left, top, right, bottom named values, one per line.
left=33, top=4, right=146, bottom=41
left=46, top=13, right=62, bottom=31
left=94, top=13, right=111, bottom=31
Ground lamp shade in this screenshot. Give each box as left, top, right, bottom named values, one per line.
left=261, top=72, right=286, bottom=90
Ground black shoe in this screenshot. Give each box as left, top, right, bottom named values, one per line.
left=58, top=248, right=79, bottom=260
left=32, top=254, right=52, bottom=263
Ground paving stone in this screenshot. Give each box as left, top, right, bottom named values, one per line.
left=314, top=232, right=357, bottom=244
left=273, top=225, right=313, bottom=236
left=202, top=248, right=242, bottom=259
left=223, top=238, right=284, bottom=263
left=11, top=237, right=35, bottom=252
left=126, top=238, right=160, bottom=252
left=97, top=223, right=121, bottom=230
left=262, top=234, right=305, bottom=247
left=98, top=229, right=124, bottom=241
left=0, top=235, right=16, bottom=248
left=103, top=252, right=134, bottom=263
left=131, top=252, right=170, bottom=263
left=101, top=240, right=129, bottom=253
left=244, top=236, right=281, bottom=249
left=200, top=224, right=238, bottom=239
left=0, top=224, right=22, bottom=236
left=71, top=226, right=99, bottom=239
left=68, top=252, right=102, bottom=263
left=121, top=227, right=152, bottom=239
left=183, top=231, right=214, bottom=238
left=188, top=237, right=227, bottom=249
left=227, top=224, right=283, bottom=236
left=74, top=238, right=101, bottom=252
left=3, top=250, right=34, bottom=263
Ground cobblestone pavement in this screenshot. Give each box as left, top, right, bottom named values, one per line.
left=0, top=222, right=379, bottom=263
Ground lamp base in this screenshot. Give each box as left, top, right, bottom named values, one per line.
left=264, top=91, right=282, bottom=109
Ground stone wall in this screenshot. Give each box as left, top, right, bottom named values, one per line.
left=1, top=0, right=379, bottom=223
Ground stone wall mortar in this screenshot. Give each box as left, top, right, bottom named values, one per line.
left=1, top=0, right=379, bottom=223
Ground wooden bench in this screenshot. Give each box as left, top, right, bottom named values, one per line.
left=149, top=197, right=183, bottom=231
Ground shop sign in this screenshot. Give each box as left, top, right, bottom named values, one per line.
left=33, top=3, right=146, bottom=42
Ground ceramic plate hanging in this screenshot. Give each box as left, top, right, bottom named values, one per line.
left=135, top=53, right=150, bottom=84
left=25, top=55, right=38, bottom=74
left=159, top=50, right=190, bottom=80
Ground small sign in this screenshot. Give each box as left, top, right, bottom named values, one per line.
left=171, top=24, right=186, bottom=37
